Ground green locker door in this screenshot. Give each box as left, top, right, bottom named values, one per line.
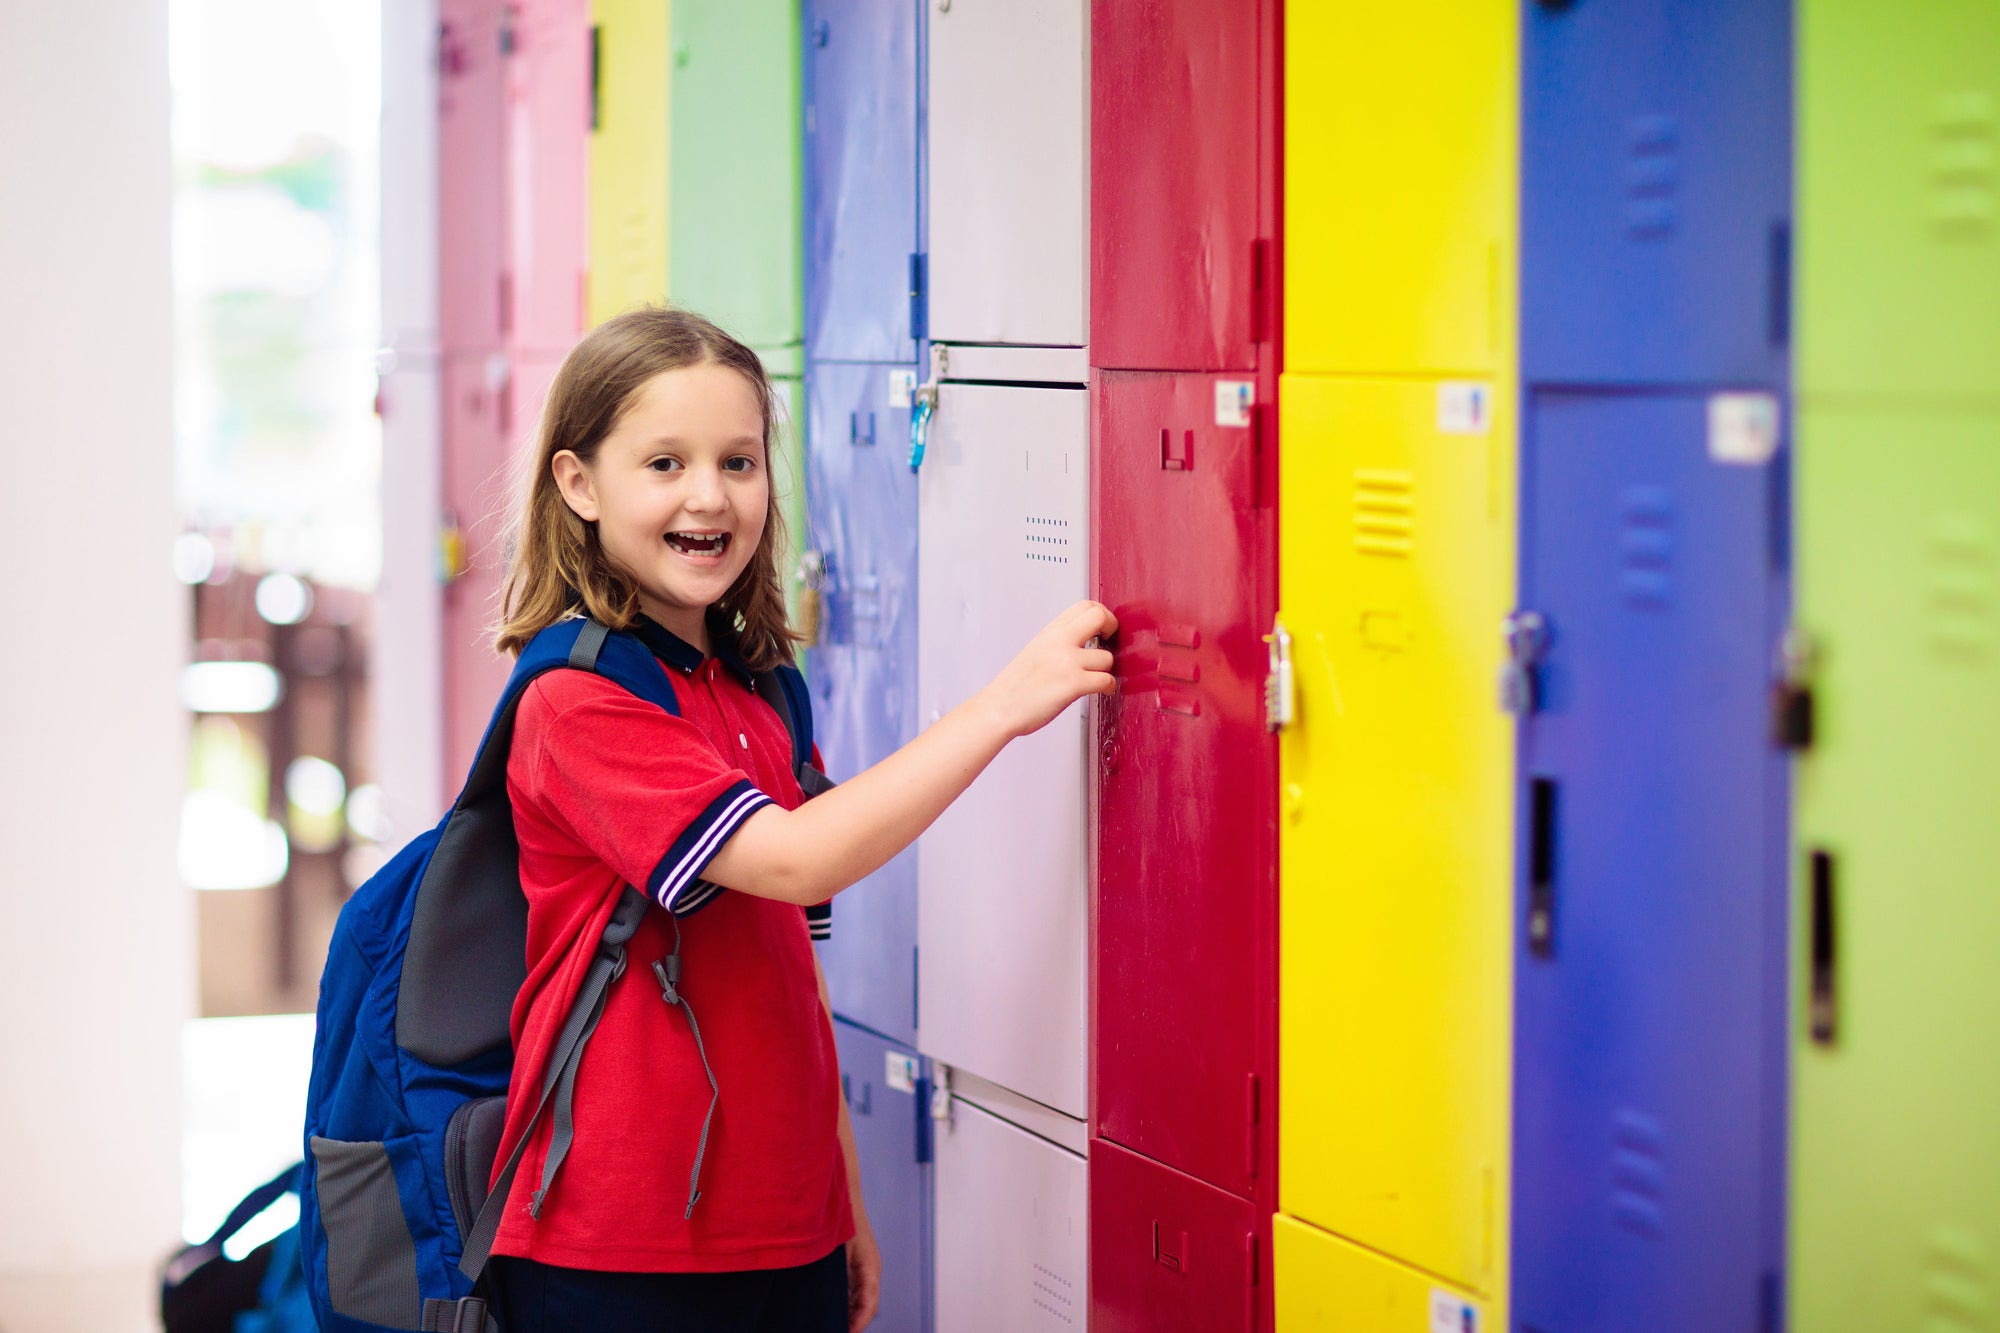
left=1797, top=2, right=2000, bottom=403
left=667, top=0, right=802, bottom=365
left=1792, top=408, right=2000, bottom=1332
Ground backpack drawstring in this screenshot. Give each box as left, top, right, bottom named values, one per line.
left=653, top=912, right=719, bottom=1220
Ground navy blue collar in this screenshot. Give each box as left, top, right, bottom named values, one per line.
left=630, top=613, right=756, bottom=686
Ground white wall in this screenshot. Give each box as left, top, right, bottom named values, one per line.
left=0, top=3, right=194, bottom=1330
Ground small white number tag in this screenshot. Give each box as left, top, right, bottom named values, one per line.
left=1437, top=382, right=1491, bottom=435
left=887, top=369, right=918, bottom=409
left=1215, top=380, right=1255, bottom=427
left=884, top=1052, right=920, bottom=1094
left=1708, top=392, right=1780, bottom=465
left=1430, top=1289, right=1480, bottom=1333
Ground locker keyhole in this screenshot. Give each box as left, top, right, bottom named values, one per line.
left=1161, top=427, right=1193, bottom=471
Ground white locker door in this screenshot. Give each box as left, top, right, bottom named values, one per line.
left=935, top=1097, right=1088, bottom=1332
left=917, top=383, right=1089, bottom=1117
left=927, top=0, right=1088, bottom=347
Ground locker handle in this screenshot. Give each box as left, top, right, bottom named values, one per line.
left=1809, top=849, right=1836, bottom=1045
left=1528, top=777, right=1558, bottom=957
left=1161, top=427, right=1193, bottom=471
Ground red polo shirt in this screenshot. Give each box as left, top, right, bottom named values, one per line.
left=488, top=616, right=851, bottom=1272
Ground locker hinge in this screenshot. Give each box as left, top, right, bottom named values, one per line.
left=1771, top=627, right=1814, bottom=749
left=587, top=25, right=602, bottom=131
left=438, top=511, right=468, bottom=583
left=908, top=344, right=946, bottom=473
left=1768, top=220, right=1792, bottom=349
left=913, top=1070, right=934, bottom=1164
left=1500, top=609, right=1551, bottom=716
left=908, top=252, right=928, bottom=343
left=1244, top=1073, right=1261, bottom=1179
left=911, top=945, right=919, bottom=1031
left=1249, top=238, right=1272, bottom=344
left=1263, top=619, right=1294, bottom=731
left=498, top=4, right=517, bottom=56
left=436, top=21, right=464, bottom=76
left=499, top=272, right=513, bottom=341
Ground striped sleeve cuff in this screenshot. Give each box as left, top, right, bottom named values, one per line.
left=804, top=901, right=832, bottom=942
left=647, top=780, right=774, bottom=915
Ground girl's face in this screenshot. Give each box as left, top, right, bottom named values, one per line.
left=554, top=361, right=770, bottom=647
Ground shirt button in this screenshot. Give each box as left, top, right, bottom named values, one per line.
left=739, top=733, right=748, bottom=750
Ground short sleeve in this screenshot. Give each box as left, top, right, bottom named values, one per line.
left=517, top=673, right=774, bottom=915
left=804, top=900, right=832, bottom=942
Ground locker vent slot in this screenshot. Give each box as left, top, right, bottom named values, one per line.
left=1026, top=515, right=1072, bottom=565
left=1624, top=114, right=1680, bottom=240
left=1618, top=486, right=1676, bottom=609
left=1353, top=469, right=1415, bottom=558
left=1929, top=92, right=1997, bottom=235
left=1924, top=1225, right=1993, bottom=1332
left=1031, top=1260, right=1077, bottom=1325
left=1609, top=1108, right=1666, bottom=1238
left=1926, top=514, right=1995, bottom=658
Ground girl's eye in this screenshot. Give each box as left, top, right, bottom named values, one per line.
left=647, top=457, right=683, bottom=473
left=723, top=456, right=757, bottom=474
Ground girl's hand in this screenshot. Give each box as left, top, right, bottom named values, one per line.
left=973, top=600, right=1120, bottom=739
left=846, top=1223, right=881, bottom=1332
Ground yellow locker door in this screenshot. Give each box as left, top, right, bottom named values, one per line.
left=588, top=0, right=670, bottom=325
left=1277, top=373, right=1514, bottom=1301
left=1275, top=1214, right=1490, bottom=1333
left=1284, top=2, right=1514, bottom=378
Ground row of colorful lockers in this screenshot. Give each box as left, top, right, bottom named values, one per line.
left=383, top=0, right=2000, bottom=1329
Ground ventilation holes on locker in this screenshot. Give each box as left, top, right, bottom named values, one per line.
left=1624, top=114, right=1681, bottom=241
left=1025, top=515, right=1072, bottom=565
left=1924, top=1224, right=1994, bottom=1333
left=1030, top=1260, right=1076, bottom=1325
left=1353, top=469, right=1415, bottom=558
left=1927, top=512, right=1997, bottom=658
left=1618, top=485, right=1676, bottom=610
left=1929, top=92, right=1997, bottom=234
left=1609, top=1107, right=1667, bottom=1240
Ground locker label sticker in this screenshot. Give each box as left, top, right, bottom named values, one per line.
left=1215, top=380, right=1255, bottom=427
left=884, top=1051, right=919, bottom=1094
left=887, top=368, right=918, bottom=409
left=1437, top=382, right=1491, bottom=435
left=1707, top=392, right=1780, bottom=465
left=1429, top=1290, right=1479, bottom=1333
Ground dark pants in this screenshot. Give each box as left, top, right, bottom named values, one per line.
left=490, top=1247, right=848, bottom=1333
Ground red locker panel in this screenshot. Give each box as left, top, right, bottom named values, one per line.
left=1090, top=0, right=1276, bottom=371
left=1092, top=369, right=1277, bottom=1198
left=503, top=0, right=591, bottom=355
left=440, top=0, right=506, bottom=353
left=1091, top=1137, right=1266, bottom=1333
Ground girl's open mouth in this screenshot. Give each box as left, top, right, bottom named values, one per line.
left=666, top=531, right=731, bottom=556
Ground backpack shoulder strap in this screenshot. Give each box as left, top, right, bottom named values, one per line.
left=755, top=664, right=835, bottom=798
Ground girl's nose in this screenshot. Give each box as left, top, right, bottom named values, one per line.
left=683, top=465, right=728, bottom=512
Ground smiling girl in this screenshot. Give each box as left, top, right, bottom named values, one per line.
left=483, top=307, right=1116, bottom=1332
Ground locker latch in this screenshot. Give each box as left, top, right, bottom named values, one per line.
left=796, top=551, right=826, bottom=647
left=928, top=1063, right=953, bottom=1125
left=1771, top=627, right=1815, bottom=750
left=1500, top=610, right=1551, bottom=716
left=1264, top=619, right=1295, bottom=732
left=908, top=345, right=947, bottom=473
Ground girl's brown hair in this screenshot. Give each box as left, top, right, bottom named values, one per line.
left=494, top=306, right=800, bottom=668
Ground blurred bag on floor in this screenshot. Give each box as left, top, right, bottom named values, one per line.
left=161, top=1162, right=314, bottom=1333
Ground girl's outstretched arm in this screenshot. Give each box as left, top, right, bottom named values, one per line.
left=702, top=599, right=1118, bottom=906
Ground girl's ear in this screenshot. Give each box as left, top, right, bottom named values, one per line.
left=551, top=450, right=599, bottom=522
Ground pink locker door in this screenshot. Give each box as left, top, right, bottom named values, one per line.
left=1090, top=0, right=1275, bottom=371
left=439, top=0, right=507, bottom=354
left=1092, top=1138, right=1266, bottom=1333
left=440, top=352, right=515, bottom=788
left=504, top=0, right=591, bottom=356
left=1092, top=370, right=1276, bottom=1197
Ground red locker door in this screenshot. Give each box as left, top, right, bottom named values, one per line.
left=1092, top=370, right=1276, bottom=1197
left=1092, top=1137, right=1265, bottom=1333
left=1090, top=0, right=1275, bottom=371
left=503, top=0, right=591, bottom=355
left=440, top=0, right=507, bottom=354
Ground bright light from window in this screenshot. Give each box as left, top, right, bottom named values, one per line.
left=345, top=781, right=388, bottom=841
left=181, top=661, right=283, bottom=714
left=256, top=572, right=313, bottom=625
left=179, top=789, right=289, bottom=891
left=181, top=1013, right=315, bottom=1251
left=286, top=755, right=346, bottom=816
left=173, top=532, right=216, bottom=584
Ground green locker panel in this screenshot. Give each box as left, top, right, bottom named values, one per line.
left=771, top=375, right=807, bottom=632
left=667, top=0, right=802, bottom=353
left=1798, top=2, right=2000, bottom=403
left=1792, top=405, right=2000, bottom=1333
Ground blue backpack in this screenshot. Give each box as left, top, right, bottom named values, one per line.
left=299, top=618, right=827, bottom=1332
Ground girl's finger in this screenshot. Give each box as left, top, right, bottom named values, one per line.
left=1080, top=648, right=1115, bottom=673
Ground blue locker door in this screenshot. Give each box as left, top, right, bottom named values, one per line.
left=1513, top=391, right=1786, bottom=1333
left=1522, top=0, right=1791, bottom=387
left=834, top=1018, right=933, bottom=1333
left=804, top=0, right=920, bottom=364
left=806, top=361, right=921, bottom=1042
